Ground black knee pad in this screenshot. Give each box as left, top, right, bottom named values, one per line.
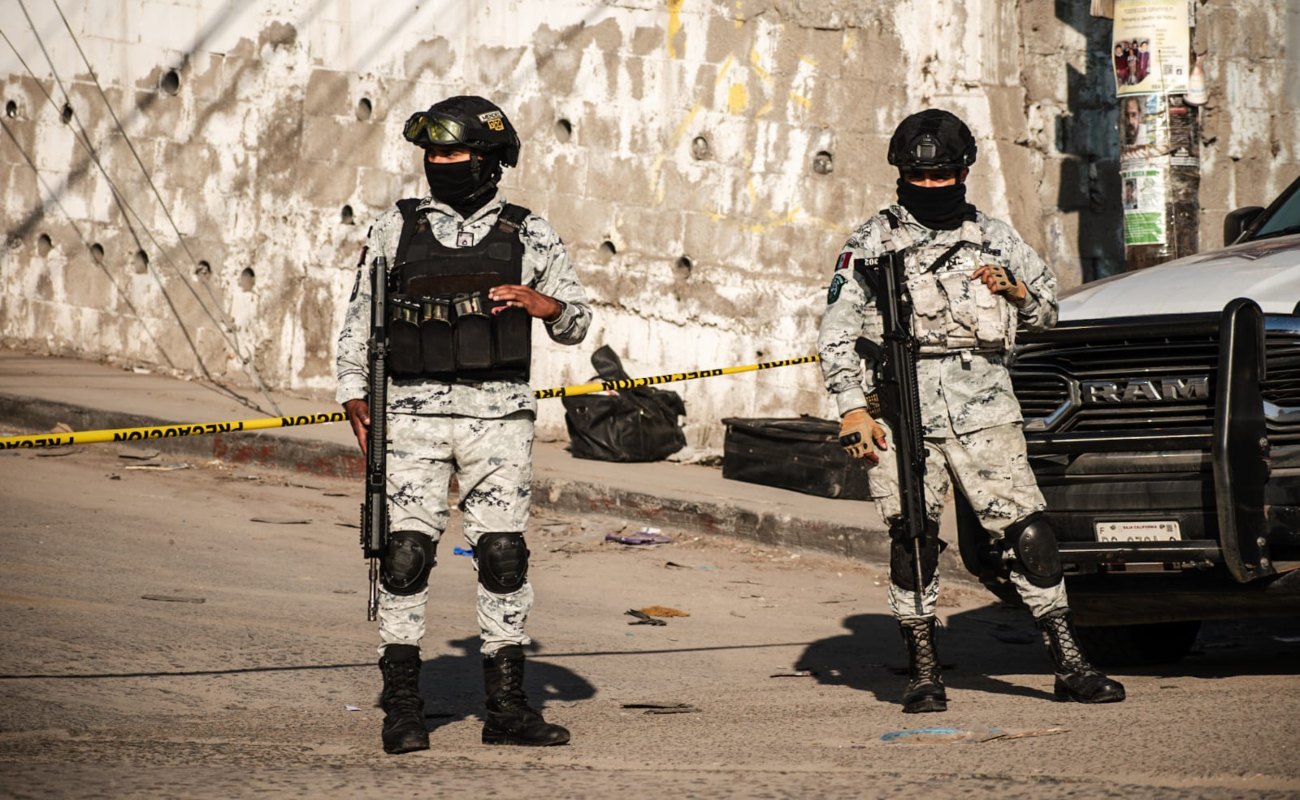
left=380, top=530, right=436, bottom=596
left=888, top=518, right=943, bottom=592
left=475, top=533, right=529, bottom=594
left=1005, top=512, right=1063, bottom=588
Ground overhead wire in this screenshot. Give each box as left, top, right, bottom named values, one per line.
left=48, top=0, right=260, bottom=354
left=31, top=0, right=282, bottom=415
left=1, top=21, right=262, bottom=411
left=9, top=1, right=283, bottom=415
left=0, top=116, right=179, bottom=366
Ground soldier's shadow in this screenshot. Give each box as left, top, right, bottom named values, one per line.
left=797, top=608, right=1058, bottom=704
left=415, top=636, right=595, bottom=732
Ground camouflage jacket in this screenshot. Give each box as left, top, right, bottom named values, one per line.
left=336, top=193, right=592, bottom=418
left=817, top=204, right=1057, bottom=436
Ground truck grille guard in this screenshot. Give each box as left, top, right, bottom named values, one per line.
left=1009, top=300, right=1299, bottom=583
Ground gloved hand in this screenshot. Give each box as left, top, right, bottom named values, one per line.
left=971, top=264, right=1027, bottom=303
left=839, top=408, right=888, bottom=465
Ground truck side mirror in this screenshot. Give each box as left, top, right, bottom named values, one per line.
left=1223, top=206, right=1264, bottom=247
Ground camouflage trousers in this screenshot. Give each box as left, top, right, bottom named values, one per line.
left=869, top=419, right=1069, bottom=620
left=376, top=410, right=535, bottom=657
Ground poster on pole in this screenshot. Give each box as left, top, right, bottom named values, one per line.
left=1119, top=93, right=1163, bottom=163
left=1112, top=0, right=1190, bottom=96
left=1121, top=162, right=1168, bottom=246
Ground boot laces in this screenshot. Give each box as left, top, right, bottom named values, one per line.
left=1038, top=611, right=1097, bottom=676
left=900, top=618, right=941, bottom=682
left=381, top=658, right=424, bottom=717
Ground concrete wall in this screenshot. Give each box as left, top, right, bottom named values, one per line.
left=2, top=0, right=1297, bottom=447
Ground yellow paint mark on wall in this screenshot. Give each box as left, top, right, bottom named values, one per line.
left=734, top=1, right=744, bottom=28
left=728, top=82, right=749, bottom=113
left=647, top=103, right=702, bottom=205
left=667, top=0, right=685, bottom=58
left=748, top=49, right=771, bottom=84
left=715, top=53, right=734, bottom=86
left=800, top=55, right=818, bottom=67
left=704, top=205, right=814, bottom=235
left=671, top=104, right=702, bottom=145
left=789, top=92, right=811, bottom=110
left=842, top=31, right=856, bottom=54
left=756, top=99, right=773, bottom=117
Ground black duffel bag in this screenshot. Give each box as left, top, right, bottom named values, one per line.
left=721, top=415, right=871, bottom=500
left=563, top=345, right=687, bottom=462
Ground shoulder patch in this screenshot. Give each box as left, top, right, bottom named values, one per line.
left=827, top=273, right=847, bottom=305
left=835, top=252, right=852, bottom=271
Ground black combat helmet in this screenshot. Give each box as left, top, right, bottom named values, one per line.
left=404, top=96, right=521, bottom=205
left=403, top=95, right=521, bottom=166
left=887, top=109, right=977, bottom=172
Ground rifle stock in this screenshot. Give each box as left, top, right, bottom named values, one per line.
left=856, top=247, right=929, bottom=613
left=361, top=256, right=389, bottom=621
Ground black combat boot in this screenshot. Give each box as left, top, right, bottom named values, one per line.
left=482, top=645, right=570, bottom=746
left=1035, top=609, right=1126, bottom=703
left=378, top=644, right=430, bottom=754
left=898, top=617, right=947, bottom=713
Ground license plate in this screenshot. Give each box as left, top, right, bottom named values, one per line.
left=1095, top=521, right=1182, bottom=542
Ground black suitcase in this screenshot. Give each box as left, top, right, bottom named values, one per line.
left=721, top=416, right=872, bottom=500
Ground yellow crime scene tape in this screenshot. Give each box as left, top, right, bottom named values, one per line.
left=0, top=356, right=825, bottom=450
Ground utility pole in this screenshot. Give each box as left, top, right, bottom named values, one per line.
left=1096, top=0, right=1205, bottom=271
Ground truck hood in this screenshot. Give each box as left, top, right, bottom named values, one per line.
left=1060, top=233, right=1300, bottom=320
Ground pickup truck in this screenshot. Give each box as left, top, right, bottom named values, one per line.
left=956, top=174, right=1300, bottom=665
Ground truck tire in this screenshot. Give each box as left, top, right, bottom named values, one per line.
left=1075, top=620, right=1202, bottom=666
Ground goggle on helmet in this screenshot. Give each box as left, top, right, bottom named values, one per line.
left=402, top=100, right=521, bottom=168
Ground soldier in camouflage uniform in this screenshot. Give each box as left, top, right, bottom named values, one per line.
left=818, top=109, right=1124, bottom=713
left=336, top=96, right=591, bottom=753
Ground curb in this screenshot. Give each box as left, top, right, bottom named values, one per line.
left=1, top=391, right=961, bottom=571
left=0, top=393, right=364, bottom=479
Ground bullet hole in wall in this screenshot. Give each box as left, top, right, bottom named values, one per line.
left=341, top=205, right=355, bottom=225
left=5, top=100, right=17, bottom=118
left=675, top=255, right=693, bottom=280
left=597, top=240, right=616, bottom=264
left=195, top=260, right=211, bottom=277
left=239, top=267, right=256, bottom=291
left=60, top=104, right=73, bottom=124
left=555, top=118, right=572, bottom=143
left=160, top=70, right=181, bottom=96
left=813, top=150, right=833, bottom=175
left=37, top=233, right=52, bottom=256
left=691, top=136, right=711, bottom=161
left=133, top=250, right=150, bottom=274
left=356, top=97, right=372, bottom=121
left=90, top=243, right=104, bottom=263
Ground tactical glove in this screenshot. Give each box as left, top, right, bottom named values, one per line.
left=977, top=264, right=1027, bottom=303
left=839, top=408, right=887, bottom=465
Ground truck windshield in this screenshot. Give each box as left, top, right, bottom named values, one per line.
left=1252, top=180, right=1300, bottom=240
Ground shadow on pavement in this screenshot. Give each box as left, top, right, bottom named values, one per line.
left=417, top=636, right=596, bottom=732
left=796, top=606, right=1059, bottom=705
left=796, top=606, right=1300, bottom=708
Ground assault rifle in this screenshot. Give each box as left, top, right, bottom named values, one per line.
left=360, top=256, right=389, bottom=621
left=855, top=244, right=928, bottom=614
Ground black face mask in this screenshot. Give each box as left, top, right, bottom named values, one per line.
left=895, top=178, right=976, bottom=230
left=425, top=158, right=479, bottom=205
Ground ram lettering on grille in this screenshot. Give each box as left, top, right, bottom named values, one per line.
left=1081, top=376, right=1210, bottom=404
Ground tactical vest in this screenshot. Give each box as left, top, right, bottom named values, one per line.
left=877, top=209, right=1017, bottom=356
left=386, top=200, right=533, bottom=382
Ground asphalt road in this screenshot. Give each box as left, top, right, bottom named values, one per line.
left=1, top=443, right=1297, bottom=799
